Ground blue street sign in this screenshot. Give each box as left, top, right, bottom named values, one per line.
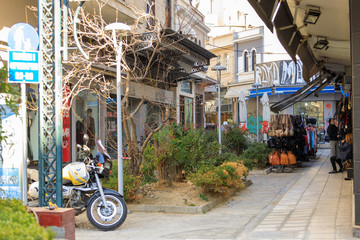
left=8, top=23, right=39, bottom=51
left=8, top=50, right=39, bottom=83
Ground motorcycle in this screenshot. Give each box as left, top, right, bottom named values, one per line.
left=28, top=135, right=127, bottom=231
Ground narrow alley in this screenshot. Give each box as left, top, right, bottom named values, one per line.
left=76, top=149, right=354, bottom=240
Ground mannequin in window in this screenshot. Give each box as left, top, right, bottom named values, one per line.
left=83, top=108, right=95, bottom=149
left=76, top=120, right=84, bottom=145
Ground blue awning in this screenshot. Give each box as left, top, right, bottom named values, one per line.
left=106, top=98, right=116, bottom=104
left=249, top=85, right=334, bottom=98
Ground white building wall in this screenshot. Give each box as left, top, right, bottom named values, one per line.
left=263, top=28, right=292, bottom=63
left=198, top=0, right=291, bottom=66
left=198, top=0, right=274, bottom=36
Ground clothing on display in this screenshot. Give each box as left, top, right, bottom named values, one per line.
left=331, top=87, right=353, bottom=171
left=267, top=114, right=317, bottom=167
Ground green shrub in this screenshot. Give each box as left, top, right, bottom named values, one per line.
left=241, top=142, right=272, bottom=169
left=141, top=145, right=158, bottom=185
left=211, top=152, right=241, bottom=166
left=102, top=160, right=140, bottom=201
left=189, top=161, right=248, bottom=194
left=238, top=155, right=255, bottom=171
left=148, top=124, right=221, bottom=182
left=222, top=125, right=247, bottom=155
left=173, top=128, right=220, bottom=173
left=0, top=199, right=55, bottom=240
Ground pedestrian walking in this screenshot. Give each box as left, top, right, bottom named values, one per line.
left=327, top=118, right=343, bottom=173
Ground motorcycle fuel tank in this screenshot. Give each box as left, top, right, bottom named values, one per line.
left=63, top=162, right=89, bottom=185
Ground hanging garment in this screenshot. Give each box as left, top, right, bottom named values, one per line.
left=262, top=121, right=270, bottom=134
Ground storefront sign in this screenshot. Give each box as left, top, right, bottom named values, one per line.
left=7, top=23, right=40, bottom=83
left=62, top=85, right=71, bottom=162
left=8, top=50, right=39, bottom=83
left=255, top=60, right=306, bottom=86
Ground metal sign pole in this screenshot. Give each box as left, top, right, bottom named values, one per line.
left=38, top=0, right=63, bottom=207
left=21, top=83, right=27, bottom=204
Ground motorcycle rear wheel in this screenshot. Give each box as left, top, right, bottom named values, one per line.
left=86, top=193, right=127, bottom=231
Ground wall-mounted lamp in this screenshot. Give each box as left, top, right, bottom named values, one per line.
left=304, top=6, right=321, bottom=24
left=314, top=39, right=329, bottom=50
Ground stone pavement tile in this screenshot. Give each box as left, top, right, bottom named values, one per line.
left=308, top=222, right=336, bottom=228
left=306, top=227, right=336, bottom=233
left=288, top=214, right=312, bottom=219
left=253, top=227, right=280, bottom=232
left=243, top=230, right=305, bottom=240
left=259, top=223, right=284, bottom=228
left=309, top=217, right=335, bottom=222
left=304, top=233, right=336, bottom=239
left=312, top=211, right=338, bottom=216
left=286, top=222, right=309, bottom=227
left=280, top=227, right=306, bottom=232
left=336, top=228, right=356, bottom=239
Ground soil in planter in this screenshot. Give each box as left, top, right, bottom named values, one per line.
left=136, top=181, right=218, bottom=207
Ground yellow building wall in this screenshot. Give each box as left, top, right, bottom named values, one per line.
left=206, top=33, right=235, bottom=86
left=0, top=0, right=38, bottom=29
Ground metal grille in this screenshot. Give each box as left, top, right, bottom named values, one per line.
left=38, top=0, right=63, bottom=207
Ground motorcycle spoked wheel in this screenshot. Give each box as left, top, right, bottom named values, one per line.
left=86, top=193, right=127, bottom=231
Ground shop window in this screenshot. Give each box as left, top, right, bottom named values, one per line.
left=195, top=94, right=204, bottom=128
left=145, top=103, right=165, bottom=136
left=293, top=101, right=324, bottom=134
left=180, top=95, right=193, bottom=127
left=180, top=80, right=192, bottom=94
left=75, top=91, right=99, bottom=158
left=220, top=88, right=233, bottom=121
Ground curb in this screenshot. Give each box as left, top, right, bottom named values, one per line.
left=248, top=167, right=272, bottom=175
left=127, top=180, right=253, bottom=214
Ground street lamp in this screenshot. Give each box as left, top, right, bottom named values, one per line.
left=105, top=22, right=131, bottom=195
left=252, top=82, right=262, bottom=142
left=211, top=62, right=226, bottom=153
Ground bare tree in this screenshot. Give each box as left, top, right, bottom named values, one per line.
left=63, top=0, right=199, bottom=177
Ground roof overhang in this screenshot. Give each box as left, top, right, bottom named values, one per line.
left=273, top=2, right=302, bottom=62
left=248, top=0, right=350, bottom=81
left=247, top=0, right=279, bottom=32
left=269, top=75, right=334, bottom=112
left=162, top=28, right=217, bottom=66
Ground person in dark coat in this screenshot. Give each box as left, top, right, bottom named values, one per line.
left=327, top=118, right=343, bottom=173
left=337, top=141, right=352, bottom=162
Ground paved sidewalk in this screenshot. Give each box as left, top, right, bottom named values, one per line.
left=76, top=149, right=355, bottom=240
left=238, top=149, right=354, bottom=240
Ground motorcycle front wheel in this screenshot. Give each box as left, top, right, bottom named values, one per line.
left=86, top=193, right=127, bottom=231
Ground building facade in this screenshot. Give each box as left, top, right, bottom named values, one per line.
left=0, top=0, right=215, bottom=170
